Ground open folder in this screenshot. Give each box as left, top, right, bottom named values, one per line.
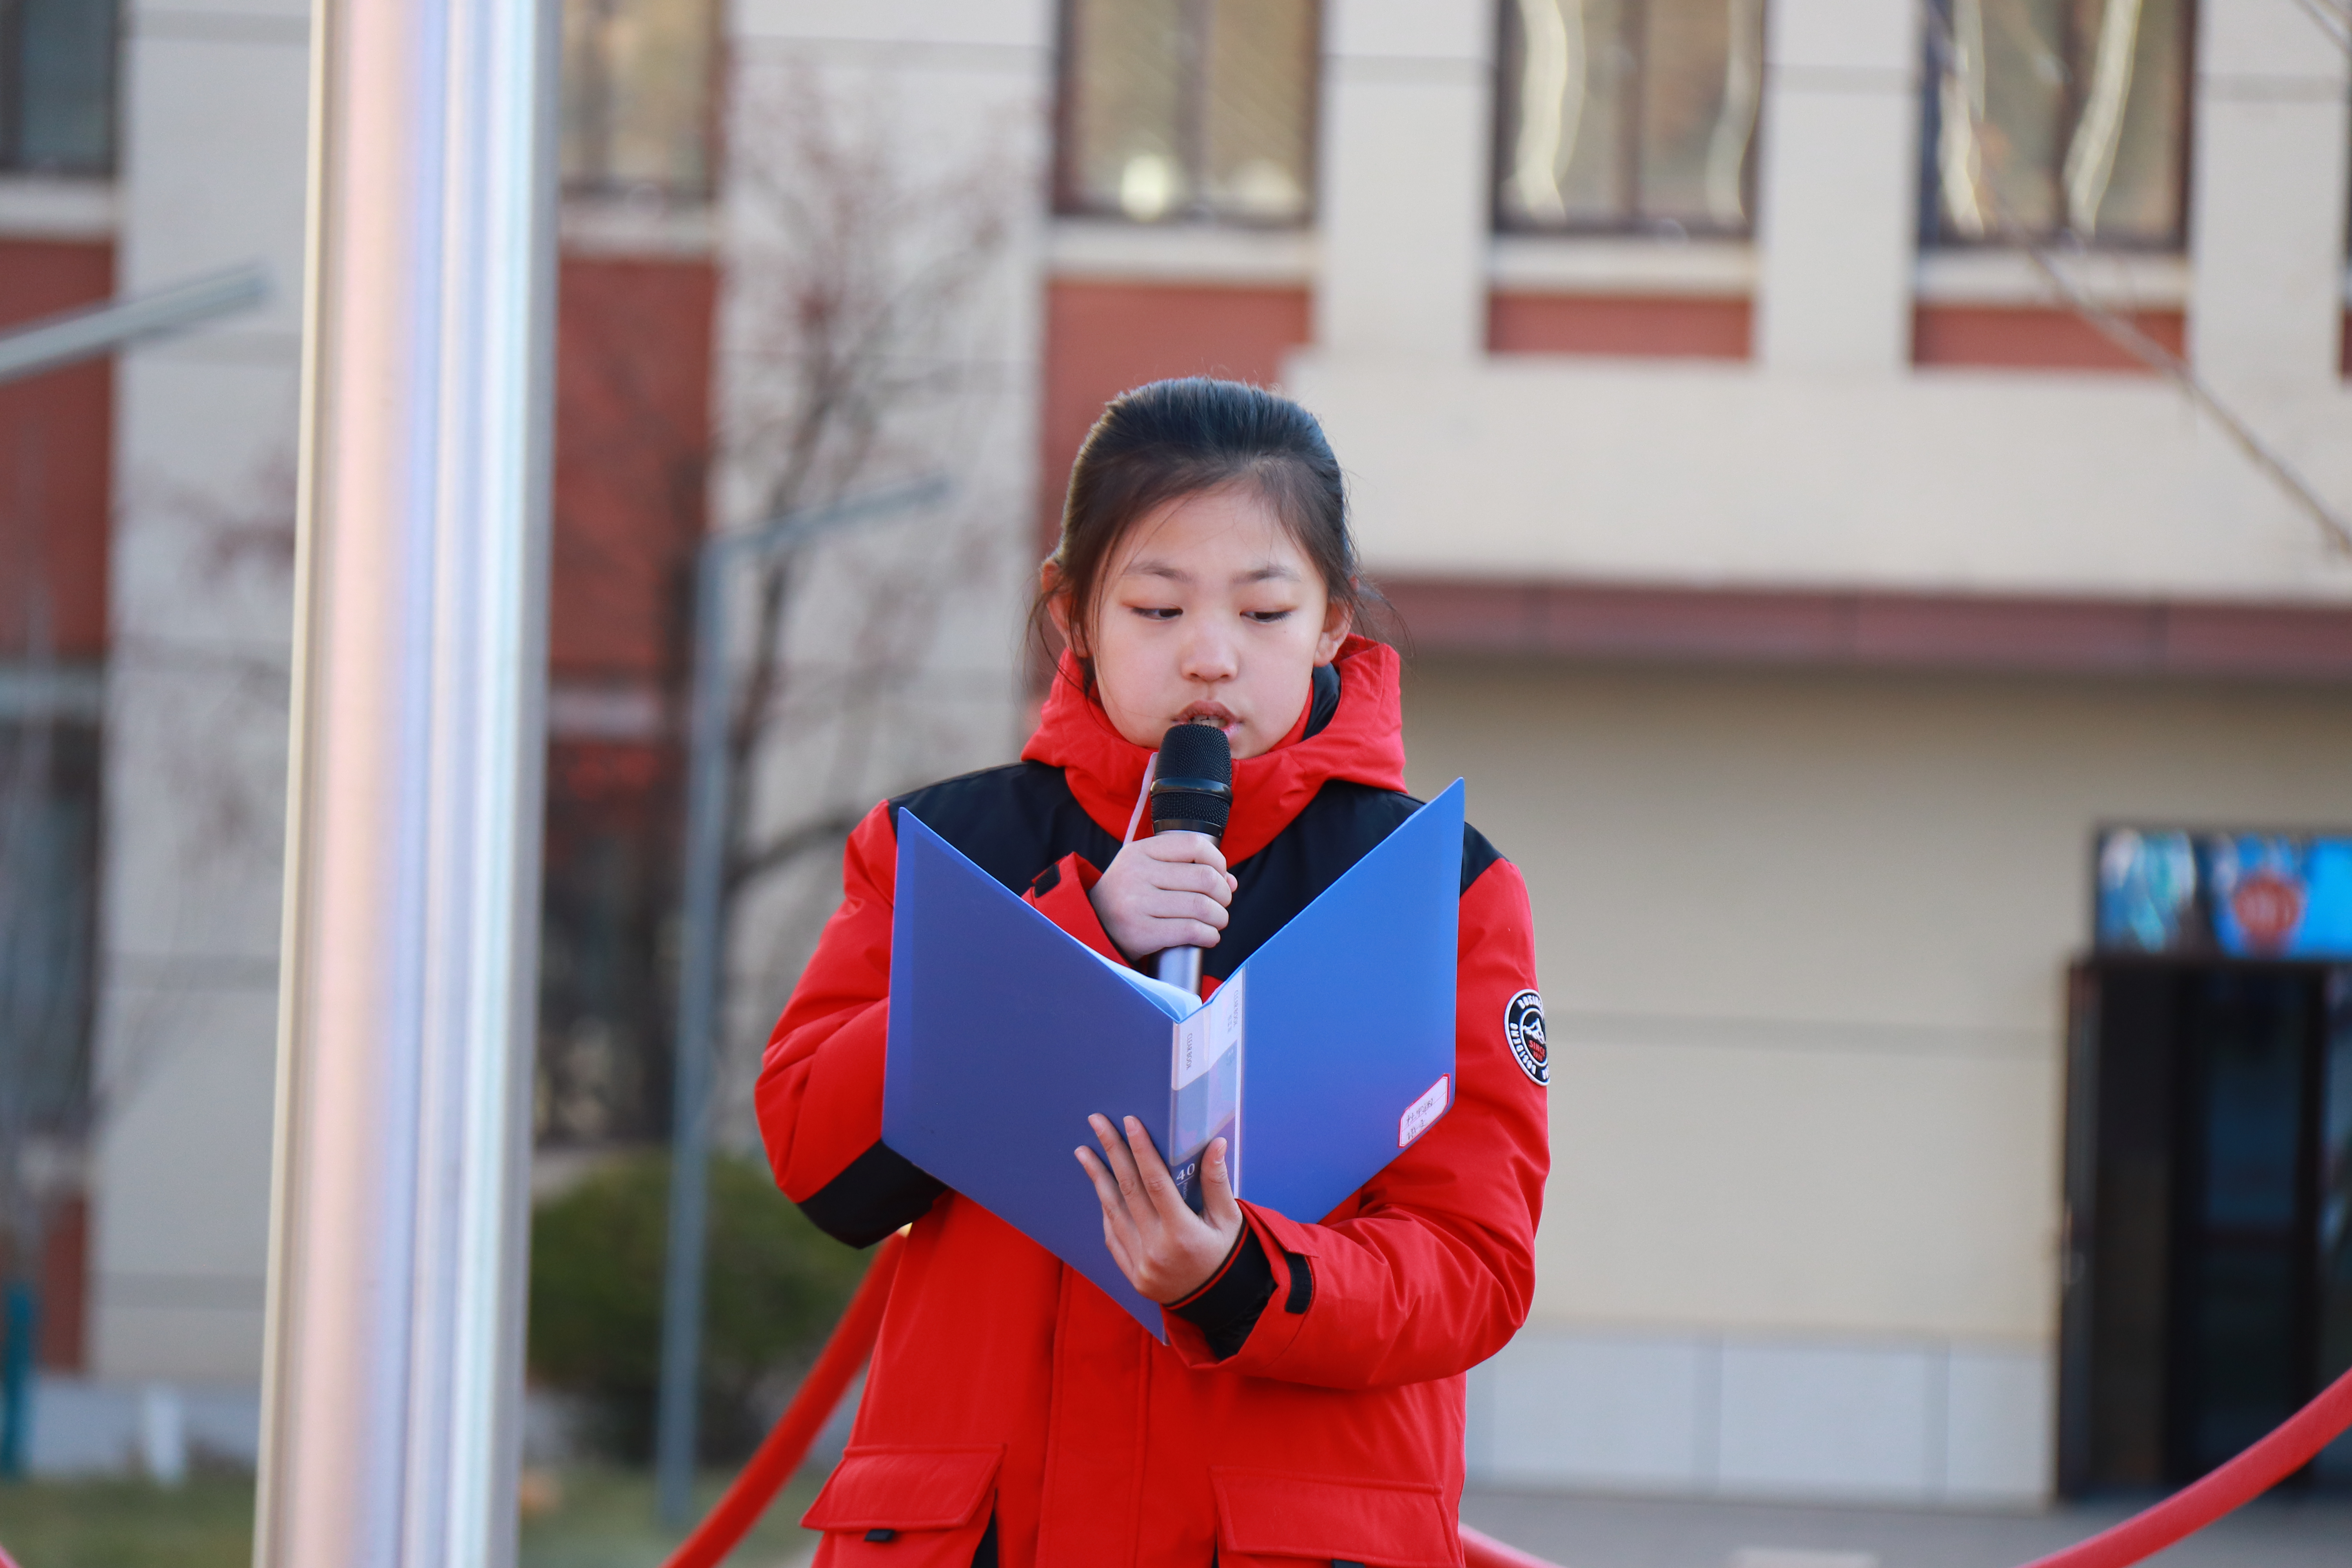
left=883, top=779, right=1465, bottom=1336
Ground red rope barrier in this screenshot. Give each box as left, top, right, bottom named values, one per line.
left=663, top=1231, right=2351, bottom=1568
left=2016, top=1363, right=2352, bottom=1568
left=658, top=1231, right=905, bottom=1568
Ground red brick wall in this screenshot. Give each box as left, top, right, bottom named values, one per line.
left=1489, top=294, right=1753, bottom=359
left=0, top=240, right=114, bottom=659
left=39, top=1196, right=84, bottom=1371
left=1041, top=281, right=1313, bottom=552
left=550, top=255, right=717, bottom=683
left=1913, top=305, right=2187, bottom=372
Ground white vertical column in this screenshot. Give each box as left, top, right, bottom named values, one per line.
left=2186, top=0, right=2352, bottom=393
left=1314, top=0, right=1493, bottom=360
left=1752, top=0, right=1921, bottom=371
left=93, top=0, right=310, bottom=1390
left=255, top=0, right=557, bottom=1564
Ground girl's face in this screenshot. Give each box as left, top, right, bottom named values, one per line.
left=1053, top=485, right=1350, bottom=760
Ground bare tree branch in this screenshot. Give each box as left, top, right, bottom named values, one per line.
left=2281, top=0, right=2352, bottom=53
left=722, top=810, right=863, bottom=897
left=696, top=61, right=1027, bottom=1144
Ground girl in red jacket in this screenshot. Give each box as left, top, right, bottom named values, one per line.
left=758, top=378, right=1549, bottom=1568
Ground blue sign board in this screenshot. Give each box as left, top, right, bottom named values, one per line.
left=2097, top=828, right=2352, bottom=960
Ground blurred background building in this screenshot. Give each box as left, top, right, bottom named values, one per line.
left=0, top=0, right=2347, bottom=1508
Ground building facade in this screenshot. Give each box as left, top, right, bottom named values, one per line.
left=3, top=0, right=2347, bottom=1501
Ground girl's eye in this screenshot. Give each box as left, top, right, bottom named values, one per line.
left=1245, top=609, right=1294, bottom=624
left=1132, top=606, right=1180, bottom=621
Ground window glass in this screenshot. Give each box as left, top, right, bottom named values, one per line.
left=1059, top=0, right=1318, bottom=226
left=0, top=719, right=98, bottom=1137
left=537, top=745, right=672, bottom=1146
left=2321, top=971, right=2352, bottom=1483
left=1928, top=0, right=2186, bottom=247
left=562, top=0, right=715, bottom=198
left=1201, top=0, right=1316, bottom=223
left=4, top=0, right=117, bottom=175
left=1497, top=0, right=1764, bottom=236
left=1063, top=0, right=1191, bottom=220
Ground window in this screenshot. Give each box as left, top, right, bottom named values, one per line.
left=0, top=718, right=98, bottom=1140
left=1056, top=0, right=1319, bottom=226
left=0, top=0, right=118, bottom=176
left=537, top=743, right=673, bottom=1146
left=1925, top=0, right=2189, bottom=248
left=561, top=0, right=715, bottom=198
left=1495, top=0, right=1765, bottom=237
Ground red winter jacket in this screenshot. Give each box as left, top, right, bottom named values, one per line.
left=757, top=638, right=1549, bottom=1568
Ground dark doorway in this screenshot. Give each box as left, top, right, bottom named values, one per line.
left=2058, top=961, right=2352, bottom=1495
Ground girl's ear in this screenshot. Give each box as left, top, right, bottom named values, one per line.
left=1313, top=586, right=1353, bottom=666
left=1042, top=560, right=1085, bottom=659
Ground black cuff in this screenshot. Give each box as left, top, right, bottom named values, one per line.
left=1171, top=1228, right=1276, bottom=1360
left=795, top=1142, right=947, bottom=1248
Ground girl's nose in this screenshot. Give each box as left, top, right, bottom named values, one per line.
left=1178, top=624, right=1239, bottom=684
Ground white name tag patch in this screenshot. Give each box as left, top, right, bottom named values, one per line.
left=1399, top=1074, right=1451, bottom=1149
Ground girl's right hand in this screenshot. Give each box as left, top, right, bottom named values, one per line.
left=1088, top=833, right=1237, bottom=960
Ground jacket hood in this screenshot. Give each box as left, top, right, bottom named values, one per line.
left=1021, top=635, right=1408, bottom=864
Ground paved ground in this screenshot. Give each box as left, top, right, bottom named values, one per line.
left=1459, top=1489, right=2352, bottom=1568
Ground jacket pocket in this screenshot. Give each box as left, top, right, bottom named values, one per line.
left=803, top=1445, right=1003, bottom=1566
left=1210, top=1468, right=1458, bottom=1568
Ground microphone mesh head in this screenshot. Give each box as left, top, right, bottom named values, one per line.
left=1151, top=722, right=1233, bottom=841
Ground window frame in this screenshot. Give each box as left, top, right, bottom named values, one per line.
left=1050, top=0, right=1323, bottom=230
left=559, top=0, right=724, bottom=204
left=1916, top=0, right=2197, bottom=253
left=1489, top=0, right=1769, bottom=241
left=0, top=0, right=121, bottom=179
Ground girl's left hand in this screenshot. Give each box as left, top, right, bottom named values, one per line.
left=1074, top=1114, right=1245, bottom=1304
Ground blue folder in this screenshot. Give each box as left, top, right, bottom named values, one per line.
left=883, top=780, right=1465, bottom=1336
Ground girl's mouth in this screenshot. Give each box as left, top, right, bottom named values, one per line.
left=1178, top=704, right=1239, bottom=733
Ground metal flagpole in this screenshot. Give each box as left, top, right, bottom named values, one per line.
left=254, top=0, right=559, bottom=1561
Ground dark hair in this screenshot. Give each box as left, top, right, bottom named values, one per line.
left=1029, top=377, right=1387, bottom=684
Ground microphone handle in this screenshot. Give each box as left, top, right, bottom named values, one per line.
left=1146, top=826, right=1220, bottom=997
left=1155, top=946, right=1203, bottom=996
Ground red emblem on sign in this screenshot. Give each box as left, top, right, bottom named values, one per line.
left=2230, top=870, right=2305, bottom=951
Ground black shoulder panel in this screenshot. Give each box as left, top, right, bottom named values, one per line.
left=889, top=762, right=1123, bottom=893
left=1461, top=823, right=1504, bottom=894
left=796, top=1142, right=947, bottom=1249
left=1206, top=782, right=1513, bottom=980
left=1207, top=782, right=1419, bottom=979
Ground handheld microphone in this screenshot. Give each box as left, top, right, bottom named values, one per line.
left=1150, top=722, right=1233, bottom=996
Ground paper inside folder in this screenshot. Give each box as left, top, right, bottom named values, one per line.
left=1090, top=951, right=1203, bottom=1019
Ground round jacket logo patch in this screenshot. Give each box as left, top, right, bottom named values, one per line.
left=1503, top=990, right=1548, bottom=1085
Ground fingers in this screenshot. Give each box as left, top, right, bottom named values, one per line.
left=1143, top=860, right=1234, bottom=902
left=1140, top=834, right=1229, bottom=878
left=1076, top=1114, right=1244, bottom=1304
left=1131, top=894, right=1228, bottom=949
left=1089, top=837, right=1238, bottom=961
left=1130, top=882, right=1230, bottom=927
left=1088, top=1114, right=1153, bottom=1224
left=1198, top=1136, right=1243, bottom=1232
left=1075, top=1144, right=1145, bottom=1264
left=1122, top=1116, right=1194, bottom=1228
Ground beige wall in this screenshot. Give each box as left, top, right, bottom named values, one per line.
left=1403, top=659, right=2352, bottom=1344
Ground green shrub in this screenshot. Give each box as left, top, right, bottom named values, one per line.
left=527, top=1149, right=871, bottom=1460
